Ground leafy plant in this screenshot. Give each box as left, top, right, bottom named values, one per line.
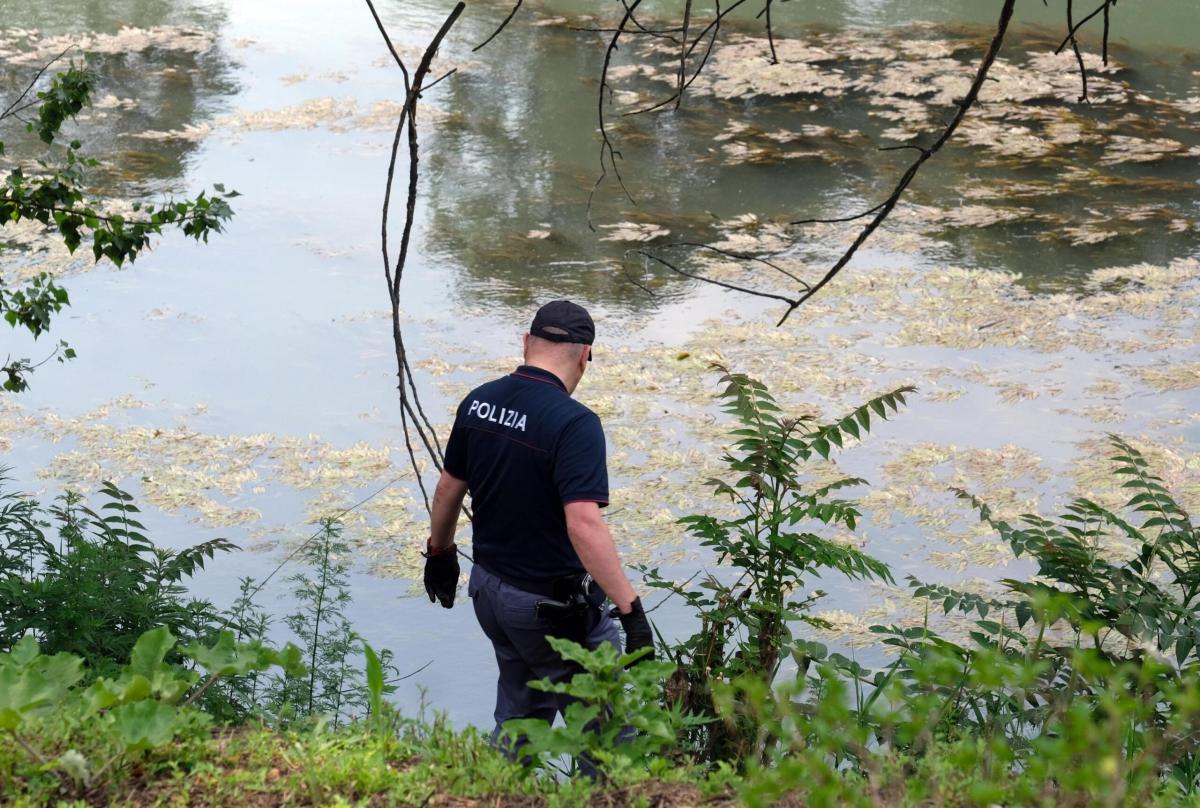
left=0, top=625, right=301, bottom=795
left=841, top=435, right=1200, bottom=795
left=0, top=475, right=237, bottom=678
left=270, top=518, right=398, bottom=727
left=1, top=61, right=236, bottom=392
left=502, top=638, right=702, bottom=781
left=644, top=364, right=905, bottom=763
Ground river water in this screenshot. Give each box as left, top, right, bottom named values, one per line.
left=1, top=0, right=1198, bottom=727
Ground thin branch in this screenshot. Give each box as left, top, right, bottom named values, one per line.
left=1064, top=0, right=1090, bottom=103
left=622, top=263, right=659, bottom=297
left=635, top=250, right=800, bottom=309
left=0, top=46, right=74, bottom=122
left=587, top=0, right=644, bottom=229
left=472, top=0, right=524, bottom=52
left=1053, top=0, right=1114, bottom=56
left=660, top=241, right=809, bottom=286
left=422, top=68, right=458, bottom=94
left=369, top=0, right=465, bottom=520
left=569, top=25, right=683, bottom=35
left=775, top=0, right=1017, bottom=325
left=624, top=0, right=747, bottom=118
left=762, top=0, right=778, bottom=64
left=676, top=0, right=694, bottom=111
left=364, top=0, right=412, bottom=92
left=1102, top=0, right=1112, bottom=64
left=790, top=199, right=887, bottom=226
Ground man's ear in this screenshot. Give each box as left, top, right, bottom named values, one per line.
left=523, top=333, right=530, bottom=358
left=579, top=345, right=590, bottom=372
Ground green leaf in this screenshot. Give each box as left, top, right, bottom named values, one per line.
left=111, top=700, right=183, bottom=752
left=363, top=642, right=384, bottom=718
left=129, top=626, right=176, bottom=679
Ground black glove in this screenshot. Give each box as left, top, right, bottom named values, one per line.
left=423, top=543, right=459, bottom=609
left=615, top=597, right=655, bottom=663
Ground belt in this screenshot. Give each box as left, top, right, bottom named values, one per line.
left=477, top=560, right=567, bottom=598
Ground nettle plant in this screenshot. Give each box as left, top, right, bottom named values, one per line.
left=643, top=364, right=909, bottom=762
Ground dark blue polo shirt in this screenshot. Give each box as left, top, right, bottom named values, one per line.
left=443, top=365, right=608, bottom=583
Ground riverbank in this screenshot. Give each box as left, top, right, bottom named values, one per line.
left=6, top=716, right=1197, bottom=808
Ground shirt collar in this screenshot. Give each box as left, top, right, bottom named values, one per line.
left=512, top=365, right=568, bottom=393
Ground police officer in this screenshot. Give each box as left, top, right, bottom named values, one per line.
left=421, top=299, right=654, bottom=741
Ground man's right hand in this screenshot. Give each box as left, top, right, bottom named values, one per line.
left=616, top=597, right=655, bottom=663
left=423, top=542, right=459, bottom=608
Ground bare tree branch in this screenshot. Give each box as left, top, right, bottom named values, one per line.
left=367, top=0, right=465, bottom=516
left=774, top=0, right=1018, bottom=324
left=676, top=0, right=694, bottom=110
left=1053, top=0, right=1115, bottom=57
left=472, top=0, right=524, bottom=52
left=634, top=249, right=801, bottom=309
left=1064, top=0, right=1090, bottom=103
left=660, top=242, right=810, bottom=287
left=587, top=0, right=645, bottom=229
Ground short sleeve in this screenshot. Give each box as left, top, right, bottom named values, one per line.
left=554, top=412, right=609, bottom=506
left=442, top=402, right=469, bottom=480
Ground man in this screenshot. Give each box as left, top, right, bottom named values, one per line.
left=422, top=299, right=654, bottom=740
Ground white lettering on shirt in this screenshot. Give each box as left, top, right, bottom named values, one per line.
left=468, top=399, right=527, bottom=432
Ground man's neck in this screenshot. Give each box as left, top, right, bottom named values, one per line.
left=521, top=361, right=573, bottom=394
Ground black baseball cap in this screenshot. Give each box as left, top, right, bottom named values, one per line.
left=530, top=300, right=594, bottom=360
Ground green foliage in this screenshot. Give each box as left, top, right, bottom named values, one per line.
left=0, top=61, right=236, bottom=392
left=502, top=637, right=703, bottom=781
left=0, top=476, right=239, bottom=679
left=644, top=363, right=903, bottom=762
left=269, top=518, right=399, bottom=727
left=716, top=648, right=1200, bottom=808
left=29, top=64, right=92, bottom=145
left=856, top=434, right=1200, bottom=793
left=0, top=626, right=300, bottom=796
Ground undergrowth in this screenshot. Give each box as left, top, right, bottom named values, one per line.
left=4, top=365, right=1200, bottom=806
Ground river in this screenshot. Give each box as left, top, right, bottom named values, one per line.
left=1, top=0, right=1198, bottom=727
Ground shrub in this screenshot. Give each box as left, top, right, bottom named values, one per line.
left=0, top=475, right=236, bottom=678
left=643, top=364, right=907, bottom=762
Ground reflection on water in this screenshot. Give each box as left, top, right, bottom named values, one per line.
left=0, top=0, right=235, bottom=195
left=0, top=0, right=1198, bottom=728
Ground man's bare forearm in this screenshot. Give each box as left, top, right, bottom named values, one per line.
left=428, top=470, right=469, bottom=551
left=564, top=501, right=638, bottom=613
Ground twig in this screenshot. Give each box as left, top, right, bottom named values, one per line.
left=762, top=0, right=778, bottom=64
left=622, top=263, right=659, bottom=297
left=0, top=46, right=74, bottom=122
left=369, top=0, right=465, bottom=520
left=1053, top=0, right=1114, bottom=56
left=1102, top=0, right=1112, bottom=64
left=587, top=0, right=644, bottom=229
left=472, top=0, right=524, bottom=52
left=676, top=0, right=693, bottom=110
left=624, top=0, right=746, bottom=118
left=659, top=241, right=809, bottom=286
left=790, top=199, right=889, bottom=227
left=636, top=250, right=800, bottom=309
left=1065, top=0, right=1090, bottom=103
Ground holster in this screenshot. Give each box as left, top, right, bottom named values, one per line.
left=535, top=573, right=606, bottom=644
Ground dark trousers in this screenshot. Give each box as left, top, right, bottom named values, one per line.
left=468, top=563, right=620, bottom=741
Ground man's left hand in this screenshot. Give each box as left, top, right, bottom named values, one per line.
left=423, top=542, right=459, bottom=608
left=616, top=597, right=655, bottom=664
